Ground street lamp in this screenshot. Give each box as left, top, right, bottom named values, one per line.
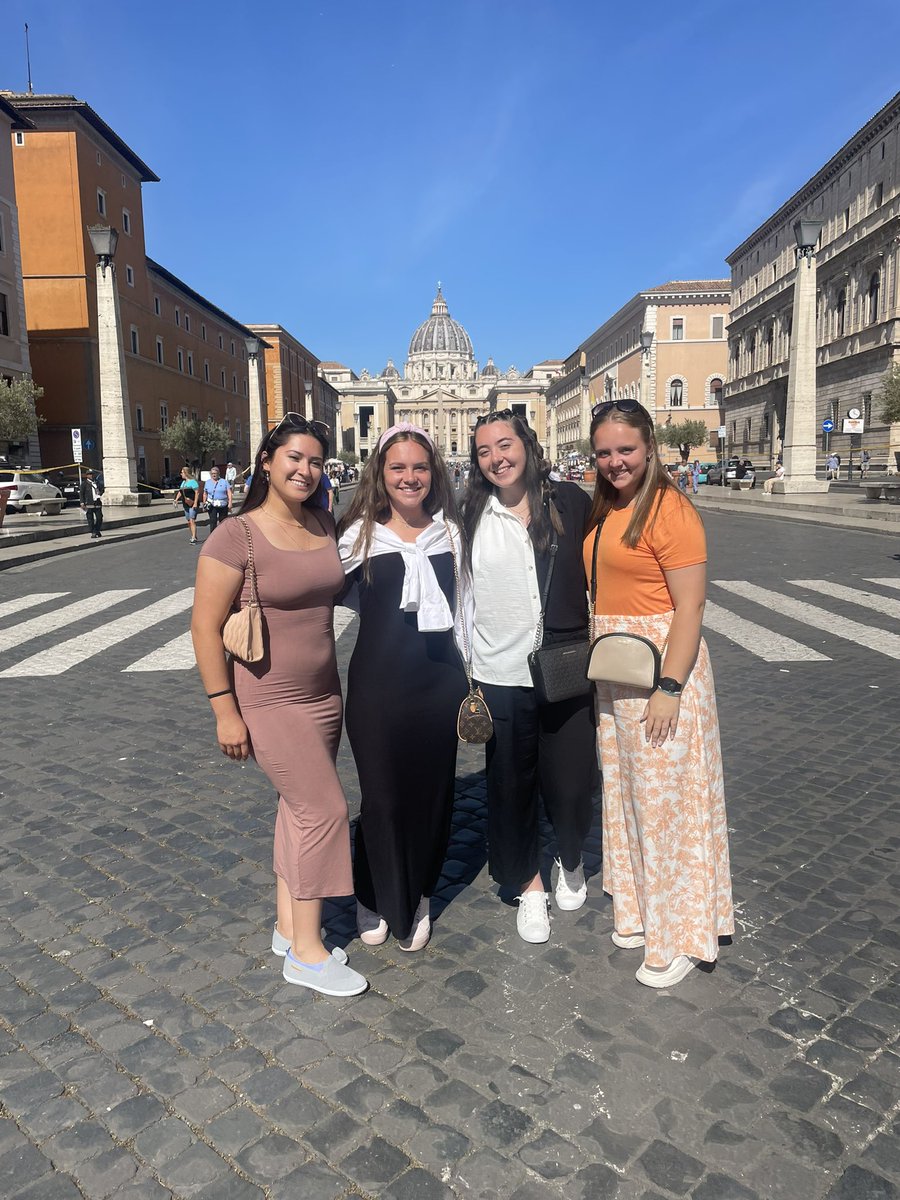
left=87, top=224, right=147, bottom=505
left=639, top=329, right=654, bottom=422
left=772, top=215, right=827, bottom=494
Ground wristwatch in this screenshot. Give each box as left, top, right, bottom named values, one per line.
left=657, top=677, right=683, bottom=696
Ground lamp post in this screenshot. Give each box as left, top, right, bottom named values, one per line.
left=639, top=329, right=655, bottom=422
left=772, top=216, right=828, bottom=494
left=244, top=337, right=266, bottom=464
left=87, top=224, right=148, bottom=506
left=304, top=379, right=313, bottom=421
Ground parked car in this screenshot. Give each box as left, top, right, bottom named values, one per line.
left=52, top=472, right=83, bottom=506
left=0, top=470, right=65, bottom=512
left=725, top=458, right=756, bottom=487
left=705, top=460, right=728, bottom=485
left=694, top=462, right=716, bottom=484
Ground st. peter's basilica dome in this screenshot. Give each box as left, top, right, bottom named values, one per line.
left=408, top=287, right=474, bottom=360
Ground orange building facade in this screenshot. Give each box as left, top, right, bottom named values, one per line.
left=246, top=324, right=339, bottom=456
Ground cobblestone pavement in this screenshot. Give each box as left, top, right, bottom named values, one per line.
left=0, top=512, right=898, bottom=1199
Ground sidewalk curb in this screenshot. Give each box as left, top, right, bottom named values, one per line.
left=0, top=511, right=190, bottom=570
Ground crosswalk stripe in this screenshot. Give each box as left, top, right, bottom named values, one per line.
left=0, top=590, right=145, bottom=655
left=865, top=578, right=900, bottom=592
left=713, top=581, right=900, bottom=660
left=703, top=600, right=829, bottom=662
left=334, top=606, right=356, bottom=640
left=789, top=580, right=900, bottom=620
left=0, top=593, right=69, bottom=620
left=0, top=588, right=194, bottom=677
left=124, top=630, right=194, bottom=673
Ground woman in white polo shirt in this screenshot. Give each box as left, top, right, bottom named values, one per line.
left=462, top=411, right=597, bottom=943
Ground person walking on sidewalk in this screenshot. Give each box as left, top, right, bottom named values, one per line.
left=203, top=466, right=233, bottom=534
left=586, top=398, right=734, bottom=989
left=176, top=467, right=200, bottom=544
left=191, top=413, right=366, bottom=998
left=462, top=411, right=596, bottom=945
left=79, top=468, right=103, bottom=539
left=338, top=424, right=468, bottom=953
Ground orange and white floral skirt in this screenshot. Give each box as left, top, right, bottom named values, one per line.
left=591, top=611, right=735, bottom=968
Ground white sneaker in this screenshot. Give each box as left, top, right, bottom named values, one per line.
left=611, top=930, right=645, bottom=949
left=635, top=955, right=699, bottom=989
left=356, top=901, right=388, bottom=946
left=397, top=896, right=431, bottom=952
left=516, top=892, right=551, bottom=943
left=554, top=859, right=587, bottom=911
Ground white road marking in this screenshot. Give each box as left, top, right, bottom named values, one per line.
left=0, top=590, right=145, bottom=655
left=703, top=601, right=829, bottom=662
left=0, top=593, right=69, bottom=620
left=865, top=578, right=900, bottom=592
left=789, top=580, right=900, bottom=621
left=124, top=630, right=195, bottom=673
left=0, top=589, right=194, bottom=677
left=334, top=606, right=356, bottom=640
left=713, top=581, right=900, bottom=660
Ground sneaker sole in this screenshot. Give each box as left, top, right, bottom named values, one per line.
left=555, top=892, right=587, bottom=911
left=358, top=927, right=389, bottom=946
left=611, top=931, right=645, bottom=949
left=636, top=957, right=698, bottom=988
left=517, top=926, right=551, bottom=943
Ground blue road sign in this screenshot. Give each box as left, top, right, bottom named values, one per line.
left=822, top=419, right=834, bottom=433
left=84, top=438, right=96, bottom=449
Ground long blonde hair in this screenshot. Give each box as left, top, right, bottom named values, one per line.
left=586, top=406, right=689, bottom=546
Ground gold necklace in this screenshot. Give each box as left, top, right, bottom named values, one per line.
left=389, top=509, right=431, bottom=531
left=259, top=506, right=311, bottom=549
left=260, top=506, right=308, bottom=530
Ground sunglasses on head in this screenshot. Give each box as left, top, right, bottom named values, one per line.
left=269, top=412, right=330, bottom=440
left=474, top=408, right=521, bottom=428
left=591, top=398, right=651, bottom=422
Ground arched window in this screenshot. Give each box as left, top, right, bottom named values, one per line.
left=869, top=272, right=880, bottom=324
left=837, top=289, right=846, bottom=338
left=709, top=378, right=723, bottom=407
left=766, top=324, right=774, bottom=363
left=669, top=379, right=683, bottom=407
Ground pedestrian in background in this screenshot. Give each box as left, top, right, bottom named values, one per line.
left=318, top=470, right=334, bottom=513
left=462, top=411, right=596, bottom=944
left=80, top=467, right=103, bottom=539
left=860, top=449, right=871, bottom=479
left=204, top=466, right=232, bottom=533
left=192, top=412, right=366, bottom=997
left=692, top=459, right=701, bottom=495
left=176, top=467, right=200, bottom=544
left=338, top=424, right=467, bottom=952
left=225, top=461, right=238, bottom=493
left=586, top=398, right=733, bottom=989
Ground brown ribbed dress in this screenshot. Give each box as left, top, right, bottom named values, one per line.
left=200, top=514, right=353, bottom=900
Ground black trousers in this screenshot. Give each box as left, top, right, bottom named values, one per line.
left=207, top=505, right=227, bottom=533
left=477, top=681, right=597, bottom=889
left=84, top=506, right=103, bottom=536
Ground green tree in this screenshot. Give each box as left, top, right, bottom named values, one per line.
left=876, top=362, right=900, bottom=424
left=574, top=438, right=593, bottom=458
left=0, top=376, right=44, bottom=442
left=160, top=416, right=229, bottom=469
left=655, top=419, right=712, bottom=462
left=338, top=449, right=359, bottom=466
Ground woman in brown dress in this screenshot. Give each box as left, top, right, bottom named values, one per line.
left=192, top=414, right=367, bottom=997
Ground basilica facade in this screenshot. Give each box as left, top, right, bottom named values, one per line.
left=320, top=288, right=560, bottom=461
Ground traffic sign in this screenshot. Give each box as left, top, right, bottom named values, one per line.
left=822, top=418, right=834, bottom=433
left=84, top=438, right=95, bottom=450
left=71, top=428, right=83, bottom=463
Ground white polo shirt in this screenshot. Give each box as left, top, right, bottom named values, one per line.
left=471, top=495, right=542, bottom=687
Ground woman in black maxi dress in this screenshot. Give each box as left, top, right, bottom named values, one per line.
left=338, top=424, right=467, bottom=949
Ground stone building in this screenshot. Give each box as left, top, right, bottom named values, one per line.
left=546, top=282, right=730, bottom=464
left=0, top=95, right=38, bottom=466
left=725, top=88, right=900, bottom=469
left=246, top=324, right=339, bottom=457
left=321, top=288, right=560, bottom=460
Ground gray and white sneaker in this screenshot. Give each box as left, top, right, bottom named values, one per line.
left=282, top=949, right=367, bottom=996
left=554, top=859, right=587, bottom=911
left=271, top=926, right=348, bottom=964
left=516, top=892, right=551, bottom=943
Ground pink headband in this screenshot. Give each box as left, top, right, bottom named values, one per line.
left=377, top=422, right=435, bottom=453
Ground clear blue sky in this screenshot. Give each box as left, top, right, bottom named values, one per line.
left=2, top=0, right=899, bottom=374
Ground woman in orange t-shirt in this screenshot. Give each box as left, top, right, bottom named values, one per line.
left=584, top=399, right=734, bottom=990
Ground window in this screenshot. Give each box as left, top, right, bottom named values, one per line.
left=220, top=368, right=226, bottom=387
left=0, top=292, right=8, bottom=337
left=671, top=318, right=684, bottom=341
left=711, top=315, right=724, bottom=339
left=0, top=213, right=5, bottom=254
left=203, top=360, right=210, bottom=383
left=230, top=340, right=235, bottom=356
left=153, top=295, right=161, bottom=316
left=869, top=272, right=880, bottom=323
left=201, top=323, right=207, bottom=342
left=97, top=188, right=107, bottom=216
left=177, top=348, right=184, bottom=372
left=191, top=409, right=198, bottom=421
left=873, top=182, right=884, bottom=210
left=837, top=289, right=846, bottom=337
left=864, top=392, right=872, bottom=424
left=125, top=265, right=135, bottom=287
left=843, top=206, right=850, bottom=232
left=184, top=313, right=191, bottom=333
left=175, top=307, right=180, bottom=327
left=180, top=407, right=188, bottom=420
left=218, top=333, right=223, bottom=350
left=232, top=372, right=237, bottom=392
left=669, top=379, right=683, bottom=407
left=236, top=419, right=241, bottom=442
left=129, top=326, right=139, bottom=354
left=135, top=405, right=144, bottom=431
left=122, top=209, right=132, bottom=236
left=709, top=378, right=723, bottom=407
left=160, top=403, right=169, bottom=431
left=14, top=131, right=24, bottom=146
left=156, top=336, right=164, bottom=364
left=224, top=417, right=230, bottom=433
left=187, top=352, right=194, bottom=376
left=243, top=378, right=248, bottom=396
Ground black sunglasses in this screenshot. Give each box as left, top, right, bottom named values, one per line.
left=269, top=412, right=330, bottom=440
left=590, top=398, right=651, bottom=422
left=474, top=408, right=521, bottom=428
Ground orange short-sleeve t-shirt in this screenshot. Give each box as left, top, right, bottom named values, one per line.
left=584, top=488, right=706, bottom=616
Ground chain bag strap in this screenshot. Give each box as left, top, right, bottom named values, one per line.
left=221, top=516, right=267, bottom=663
left=527, top=525, right=592, bottom=705
left=586, top=519, right=661, bottom=690
left=447, top=526, right=494, bottom=744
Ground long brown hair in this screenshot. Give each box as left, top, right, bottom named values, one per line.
left=586, top=405, right=688, bottom=547
left=337, top=430, right=458, bottom=578
left=242, top=415, right=329, bottom=516
left=461, top=412, right=563, bottom=567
